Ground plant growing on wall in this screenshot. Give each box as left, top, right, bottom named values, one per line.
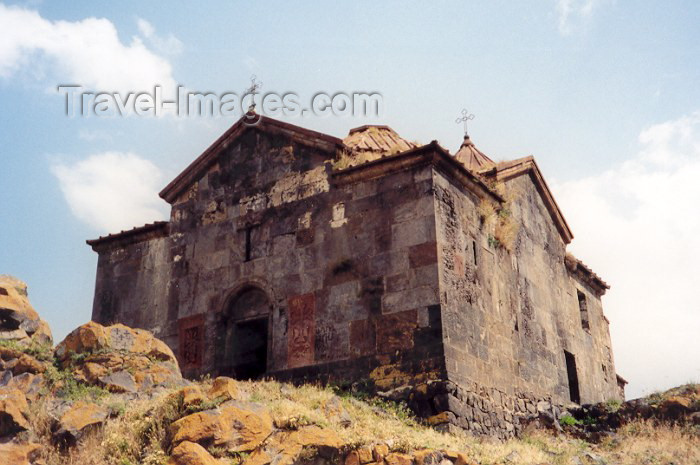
left=478, top=182, right=519, bottom=252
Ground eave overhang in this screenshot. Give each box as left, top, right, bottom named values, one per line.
left=86, top=221, right=170, bottom=252
left=565, top=253, right=610, bottom=296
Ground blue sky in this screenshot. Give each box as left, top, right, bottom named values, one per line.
left=1, top=1, right=698, bottom=399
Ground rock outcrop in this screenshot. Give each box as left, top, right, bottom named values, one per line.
left=207, top=376, right=239, bottom=402
left=53, top=400, right=110, bottom=446
left=168, top=441, right=222, bottom=465
left=0, top=276, right=53, bottom=395
left=246, top=425, right=343, bottom=465
left=0, top=441, right=42, bottom=465
left=0, top=284, right=189, bottom=462
left=0, top=276, right=52, bottom=347
left=0, top=386, right=30, bottom=436
left=561, top=383, right=700, bottom=442
left=55, top=321, right=182, bottom=393
left=170, top=399, right=274, bottom=451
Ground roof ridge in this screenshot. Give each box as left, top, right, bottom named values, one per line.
left=348, top=124, right=393, bottom=134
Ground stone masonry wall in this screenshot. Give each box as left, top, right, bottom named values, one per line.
left=91, top=124, right=620, bottom=438
left=93, top=128, right=445, bottom=391
left=92, top=235, right=171, bottom=333
left=389, top=379, right=561, bottom=440
left=432, top=167, right=620, bottom=426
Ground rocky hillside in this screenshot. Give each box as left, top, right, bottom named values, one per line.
left=0, top=275, right=697, bottom=465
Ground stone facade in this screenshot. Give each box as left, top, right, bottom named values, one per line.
left=88, top=115, right=623, bottom=437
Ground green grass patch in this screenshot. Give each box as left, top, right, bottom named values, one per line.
left=559, top=414, right=582, bottom=426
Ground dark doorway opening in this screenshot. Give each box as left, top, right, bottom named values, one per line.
left=564, top=350, right=581, bottom=404
left=217, top=286, right=271, bottom=380
left=229, top=317, right=268, bottom=379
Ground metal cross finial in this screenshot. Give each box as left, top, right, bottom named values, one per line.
left=456, top=109, right=475, bottom=137
left=244, top=75, right=263, bottom=112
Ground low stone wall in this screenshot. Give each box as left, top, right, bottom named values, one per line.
left=384, top=379, right=562, bottom=439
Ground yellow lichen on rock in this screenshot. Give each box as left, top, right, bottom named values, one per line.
left=54, top=321, right=108, bottom=361
left=0, top=442, right=42, bottom=465
left=168, top=441, right=222, bottom=465
left=54, top=401, right=109, bottom=444
left=0, top=386, right=30, bottom=435
left=53, top=320, right=182, bottom=394
left=207, top=376, right=239, bottom=402
left=243, top=425, right=343, bottom=465
left=0, top=275, right=53, bottom=346
left=384, top=452, right=415, bottom=465
left=181, top=385, right=206, bottom=408
left=171, top=400, right=273, bottom=451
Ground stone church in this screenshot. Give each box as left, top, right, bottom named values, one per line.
left=88, top=114, right=625, bottom=437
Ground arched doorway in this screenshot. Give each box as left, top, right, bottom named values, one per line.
left=217, top=286, right=271, bottom=379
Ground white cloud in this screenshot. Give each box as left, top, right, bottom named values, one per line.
left=51, top=152, right=168, bottom=233
left=552, top=112, right=700, bottom=398
left=555, top=0, right=607, bottom=35
left=0, top=4, right=177, bottom=94
left=137, top=18, right=183, bottom=56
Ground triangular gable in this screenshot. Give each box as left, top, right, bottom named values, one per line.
left=480, top=156, right=574, bottom=244
left=159, top=114, right=345, bottom=204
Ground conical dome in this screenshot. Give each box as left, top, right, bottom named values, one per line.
left=455, top=135, right=495, bottom=172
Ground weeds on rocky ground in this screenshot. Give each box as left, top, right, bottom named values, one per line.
left=26, top=378, right=700, bottom=465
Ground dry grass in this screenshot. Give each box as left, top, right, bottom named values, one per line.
left=238, top=380, right=469, bottom=451
left=478, top=184, right=519, bottom=253
left=23, top=379, right=700, bottom=465
left=494, top=216, right=519, bottom=252
left=598, top=420, right=700, bottom=465
left=469, top=432, right=587, bottom=465
left=477, top=199, right=497, bottom=226
left=29, top=392, right=181, bottom=465
left=332, top=150, right=382, bottom=170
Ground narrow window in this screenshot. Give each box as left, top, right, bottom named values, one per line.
left=472, top=240, right=477, bottom=265
left=577, top=290, right=590, bottom=331
left=602, top=364, right=608, bottom=381
left=245, top=228, right=252, bottom=261
left=244, top=226, right=255, bottom=262
left=564, top=350, right=581, bottom=404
